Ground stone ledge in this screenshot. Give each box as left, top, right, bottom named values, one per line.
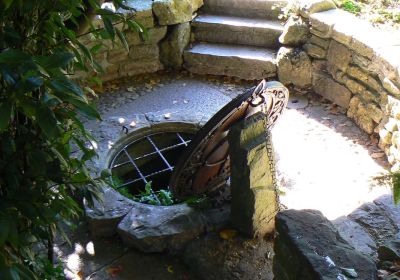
left=273, top=209, right=377, bottom=280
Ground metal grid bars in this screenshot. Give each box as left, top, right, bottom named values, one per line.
left=110, top=132, right=193, bottom=190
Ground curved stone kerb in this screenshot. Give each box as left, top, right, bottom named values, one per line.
left=85, top=110, right=222, bottom=248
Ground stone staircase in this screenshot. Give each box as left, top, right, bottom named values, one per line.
left=184, top=0, right=288, bottom=80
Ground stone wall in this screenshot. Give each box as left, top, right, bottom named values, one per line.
left=278, top=1, right=400, bottom=170
left=78, top=0, right=202, bottom=82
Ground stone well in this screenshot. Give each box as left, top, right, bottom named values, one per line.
left=85, top=112, right=230, bottom=252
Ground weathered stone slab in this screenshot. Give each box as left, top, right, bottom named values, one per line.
left=312, top=59, right=327, bottom=72
left=368, top=103, right=384, bottom=123
left=304, top=43, right=327, bottom=59
left=378, top=239, right=400, bottom=262
left=228, top=113, right=278, bottom=237
left=313, top=72, right=352, bottom=108
left=374, top=194, right=400, bottom=226
left=327, top=40, right=352, bottom=72
left=274, top=210, right=377, bottom=280
left=309, top=9, right=341, bottom=38
left=126, top=26, right=167, bottom=46
left=347, top=97, right=375, bottom=134
left=192, top=14, right=283, bottom=49
left=346, top=78, right=365, bottom=95
left=352, top=54, right=373, bottom=72
left=119, top=59, right=163, bottom=77
left=277, top=47, right=312, bottom=88
left=383, top=77, right=400, bottom=98
left=308, top=35, right=330, bottom=49
left=279, top=16, right=309, bottom=47
left=333, top=216, right=377, bottom=259
left=347, top=66, right=382, bottom=93
left=298, top=0, right=336, bottom=18
left=160, top=22, right=191, bottom=69
left=348, top=201, right=399, bottom=244
left=129, top=44, right=159, bottom=60
left=202, top=0, right=286, bottom=19
left=152, top=0, right=203, bottom=25
left=117, top=203, right=206, bottom=252
left=86, top=188, right=135, bottom=238
left=184, top=43, right=277, bottom=80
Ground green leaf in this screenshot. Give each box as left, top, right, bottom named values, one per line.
left=0, top=214, right=10, bottom=246
left=36, top=106, right=59, bottom=139
left=50, top=77, right=84, bottom=97
left=34, top=52, right=74, bottom=69
left=0, top=49, right=30, bottom=64
left=127, top=20, right=148, bottom=41
left=27, top=149, right=48, bottom=176
left=14, top=264, right=37, bottom=280
left=90, top=43, right=104, bottom=54
left=144, top=181, right=152, bottom=194
left=116, top=29, right=129, bottom=51
left=76, top=41, right=93, bottom=66
left=3, top=0, right=14, bottom=10
left=67, top=98, right=100, bottom=119
left=103, top=16, right=115, bottom=39
left=393, top=172, right=400, bottom=204
left=0, top=101, right=12, bottom=132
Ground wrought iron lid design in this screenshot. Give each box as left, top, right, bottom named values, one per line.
left=169, top=80, right=289, bottom=199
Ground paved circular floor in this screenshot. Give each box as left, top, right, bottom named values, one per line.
left=60, top=71, right=397, bottom=279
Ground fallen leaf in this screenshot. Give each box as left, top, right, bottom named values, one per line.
left=77, top=271, right=84, bottom=279
left=219, top=229, right=237, bottom=240
left=167, top=265, right=174, bottom=274
left=106, top=265, right=123, bottom=277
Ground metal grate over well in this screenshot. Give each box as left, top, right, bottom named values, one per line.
left=110, top=131, right=195, bottom=194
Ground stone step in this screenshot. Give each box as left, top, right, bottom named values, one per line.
left=183, top=43, right=276, bottom=80
left=203, top=0, right=288, bottom=19
left=192, top=14, right=284, bottom=48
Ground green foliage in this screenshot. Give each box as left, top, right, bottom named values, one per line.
left=339, top=0, right=362, bottom=14
left=0, top=0, right=142, bottom=278
left=131, top=182, right=175, bottom=206
left=335, top=0, right=400, bottom=26
left=374, top=172, right=400, bottom=204
left=113, top=180, right=212, bottom=208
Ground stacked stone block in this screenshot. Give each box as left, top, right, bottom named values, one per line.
left=78, top=0, right=202, bottom=82
left=279, top=1, right=400, bottom=170
left=228, top=112, right=279, bottom=238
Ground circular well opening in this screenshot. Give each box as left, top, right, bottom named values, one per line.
left=109, top=122, right=198, bottom=203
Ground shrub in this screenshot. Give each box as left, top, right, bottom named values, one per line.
left=0, top=0, right=142, bottom=278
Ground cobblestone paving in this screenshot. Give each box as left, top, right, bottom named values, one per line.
left=61, top=71, right=399, bottom=279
